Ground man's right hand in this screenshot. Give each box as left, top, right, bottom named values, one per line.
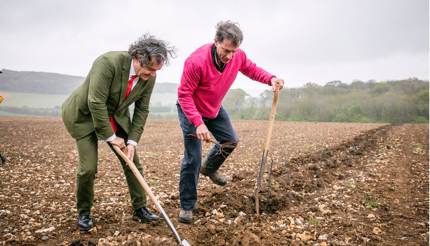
left=110, top=137, right=126, bottom=150
left=196, top=124, right=211, bottom=142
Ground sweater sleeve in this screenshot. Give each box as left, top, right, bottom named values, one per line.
left=239, top=50, right=275, bottom=85
left=178, top=60, right=204, bottom=127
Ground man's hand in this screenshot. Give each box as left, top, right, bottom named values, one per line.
left=271, top=77, right=284, bottom=91
left=110, top=137, right=126, bottom=150
left=196, top=124, right=211, bottom=142
left=125, top=145, right=135, bottom=160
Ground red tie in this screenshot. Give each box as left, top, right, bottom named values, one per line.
left=125, top=75, right=138, bottom=99
left=109, top=75, right=138, bottom=132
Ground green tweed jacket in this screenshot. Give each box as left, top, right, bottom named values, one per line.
left=62, top=51, right=155, bottom=142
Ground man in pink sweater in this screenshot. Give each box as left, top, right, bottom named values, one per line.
left=177, top=20, right=284, bottom=223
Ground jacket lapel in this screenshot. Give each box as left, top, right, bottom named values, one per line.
left=118, top=56, right=132, bottom=107
left=122, top=79, right=144, bottom=106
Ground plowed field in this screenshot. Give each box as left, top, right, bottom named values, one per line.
left=0, top=117, right=428, bottom=245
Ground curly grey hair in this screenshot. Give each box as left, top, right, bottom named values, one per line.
left=128, top=34, right=175, bottom=66
left=215, top=20, right=243, bottom=46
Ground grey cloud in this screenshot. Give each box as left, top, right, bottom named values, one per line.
left=0, top=0, right=427, bottom=89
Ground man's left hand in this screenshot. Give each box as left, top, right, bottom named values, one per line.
left=124, top=145, right=135, bottom=160
left=271, top=77, right=284, bottom=91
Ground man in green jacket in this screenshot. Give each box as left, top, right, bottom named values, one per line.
left=62, top=34, right=175, bottom=232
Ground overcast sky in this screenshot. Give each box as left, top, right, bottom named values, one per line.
left=0, top=0, right=428, bottom=95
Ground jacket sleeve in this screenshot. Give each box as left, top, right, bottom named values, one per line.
left=87, top=56, right=115, bottom=140
left=239, top=50, right=275, bottom=85
left=128, top=78, right=155, bottom=143
left=177, top=60, right=204, bottom=127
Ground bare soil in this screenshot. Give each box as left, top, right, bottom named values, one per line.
left=0, top=117, right=428, bottom=245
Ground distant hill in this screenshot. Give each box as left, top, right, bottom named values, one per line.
left=0, top=69, right=84, bottom=94
left=0, top=69, right=178, bottom=94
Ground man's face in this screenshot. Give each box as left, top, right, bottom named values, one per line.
left=133, top=58, right=163, bottom=81
left=215, top=39, right=239, bottom=64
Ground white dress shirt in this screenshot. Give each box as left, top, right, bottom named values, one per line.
left=106, top=61, right=139, bottom=146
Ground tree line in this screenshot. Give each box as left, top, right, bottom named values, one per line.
left=223, top=78, right=429, bottom=123
left=1, top=79, right=428, bottom=123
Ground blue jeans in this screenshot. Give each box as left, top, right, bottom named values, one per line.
left=177, top=103, right=239, bottom=210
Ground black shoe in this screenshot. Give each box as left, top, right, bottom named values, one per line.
left=133, top=207, right=159, bottom=223
left=77, top=214, right=93, bottom=232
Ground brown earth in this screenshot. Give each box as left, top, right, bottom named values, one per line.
left=0, top=117, right=428, bottom=245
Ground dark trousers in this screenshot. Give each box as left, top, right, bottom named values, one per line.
left=177, top=103, right=238, bottom=210
left=75, top=129, right=146, bottom=216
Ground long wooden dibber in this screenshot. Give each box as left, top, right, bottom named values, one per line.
left=112, top=145, right=191, bottom=246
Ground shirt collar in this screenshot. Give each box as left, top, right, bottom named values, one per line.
left=129, top=60, right=137, bottom=79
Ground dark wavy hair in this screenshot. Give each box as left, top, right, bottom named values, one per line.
left=128, top=33, right=176, bottom=66
left=215, top=20, right=243, bottom=46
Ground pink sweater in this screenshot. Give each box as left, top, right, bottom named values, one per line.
left=178, top=43, right=274, bottom=127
